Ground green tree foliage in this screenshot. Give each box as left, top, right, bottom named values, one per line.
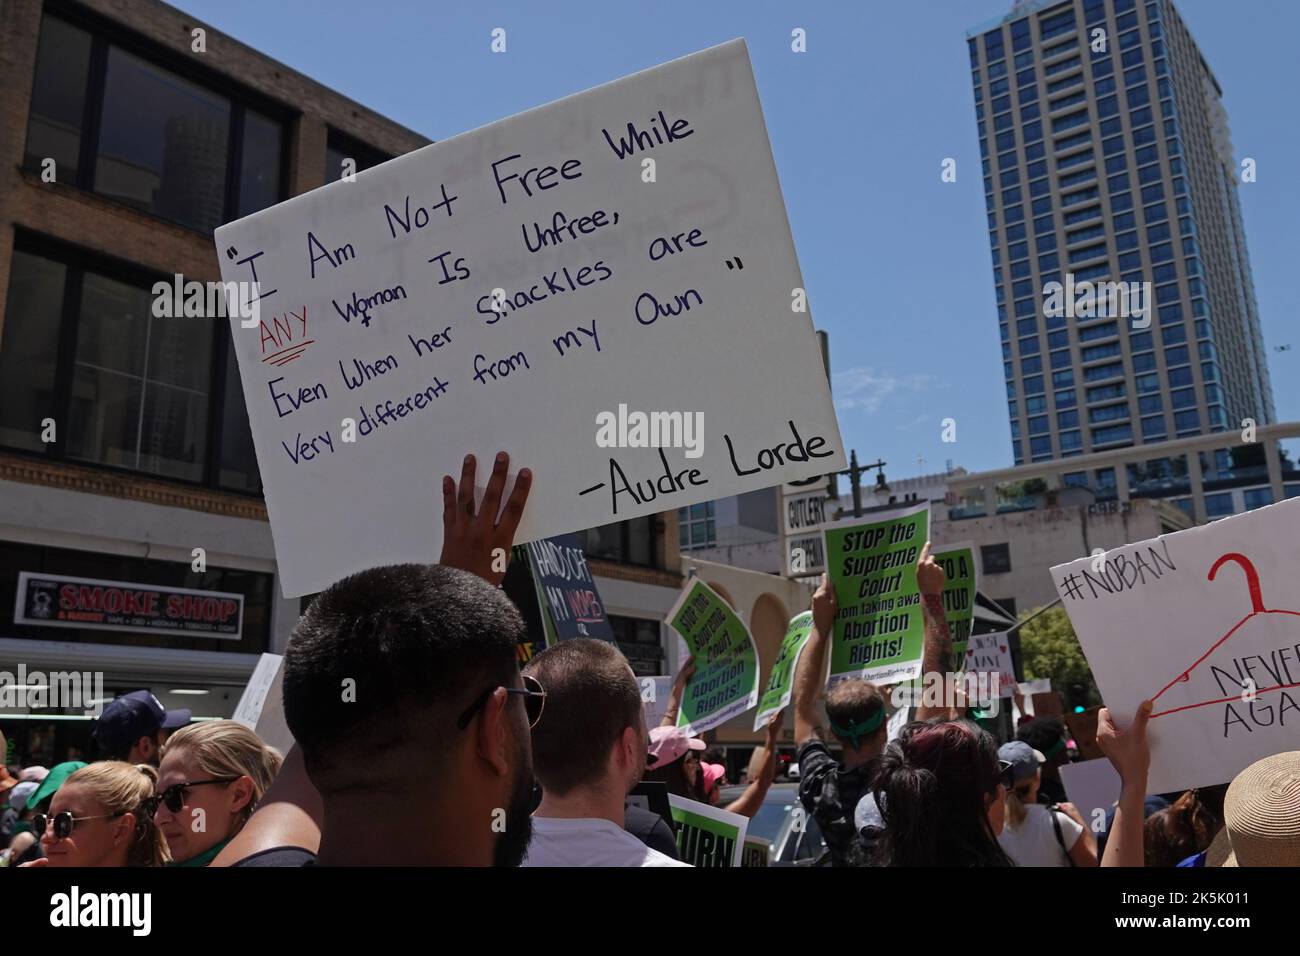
left=1017, top=605, right=1100, bottom=705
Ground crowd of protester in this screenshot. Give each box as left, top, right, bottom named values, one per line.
left=3, top=452, right=1299, bottom=868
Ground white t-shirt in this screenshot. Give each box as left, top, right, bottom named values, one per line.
left=522, top=816, right=690, bottom=867
left=998, top=803, right=1083, bottom=867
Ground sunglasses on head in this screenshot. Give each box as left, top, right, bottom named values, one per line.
left=34, top=810, right=123, bottom=840
left=143, top=777, right=242, bottom=817
left=456, top=674, right=546, bottom=730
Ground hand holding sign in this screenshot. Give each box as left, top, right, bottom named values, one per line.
left=1096, top=700, right=1152, bottom=789
left=439, top=451, right=532, bottom=586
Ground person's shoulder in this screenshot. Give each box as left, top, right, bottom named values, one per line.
left=642, top=846, right=691, bottom=867
left=230, top=846, right=318, bottom=867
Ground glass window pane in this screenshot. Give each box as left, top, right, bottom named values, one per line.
left=219, top=337, right=261, bottom=492
left=238, top=110, right=282, bottom=217
left=68, top=272, right=211, bottom=479
left=0, top=251, right=67, bottom=451
left=24, top=16, right=92, bottom=184
left=95, top=47, right=231, bottom=232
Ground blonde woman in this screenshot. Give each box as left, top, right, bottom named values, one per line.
left=153, top=721, right=282, bottom=867
left=996, top=740, right=1097, bottom=867
left=26, top=762, right=167, bottom=867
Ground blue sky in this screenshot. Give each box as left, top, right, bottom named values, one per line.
left=184, top=0, right=1300, bottom=480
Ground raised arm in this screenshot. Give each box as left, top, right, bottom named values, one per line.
left=216, top=452, right=531, bottom=865
left=1096, top=700, right=1152, bottom=868
left=724, top=711, right=784, bottom=818
left=660, top=656, right=696, bottom=727
left=915, top=542, right=956, bottom=722
left=793, top=574, right=836, bottom=745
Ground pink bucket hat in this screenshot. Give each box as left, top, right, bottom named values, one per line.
left=647, top=726, right=706, bottom=767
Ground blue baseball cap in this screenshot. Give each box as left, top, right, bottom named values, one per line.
left=998, top=740, right=1045, bottom=784
left=92, top=691, right=186, bottom=757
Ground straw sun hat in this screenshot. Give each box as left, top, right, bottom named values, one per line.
left=1219, top=751, right=1300, bottom=867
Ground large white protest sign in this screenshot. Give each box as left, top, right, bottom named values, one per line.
left=1059, top=759, right=1121, bottom=832
left=215, top=39, right=844, bottom=596
left=231, top=653, right=294, bottom=755
left=962, top=630, right=1015, bottom=696
left=1052, top=496, right=1300, bottom=793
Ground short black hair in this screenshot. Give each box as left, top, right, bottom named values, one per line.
left=284, top=564, right=524, bottom=791
left=1016, top=717, right=1067, bottom=759
left=523, top=639, right=641, bottom=795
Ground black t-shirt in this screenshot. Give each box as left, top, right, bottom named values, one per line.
left=796, top=739, right=876, bottom=868
left=624, top=803, right=680, bottom=860
left=231, top=846, right=317, bottom=867
left=1038, top=774, right=1068, bottom=806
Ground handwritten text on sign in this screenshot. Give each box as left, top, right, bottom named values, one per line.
left=215, top=40, right=843, bottom=597
left=1053, top=497, right=1300, bottom=793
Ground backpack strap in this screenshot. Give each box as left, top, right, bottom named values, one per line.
left=1049, top=805, right=1076, bottom=867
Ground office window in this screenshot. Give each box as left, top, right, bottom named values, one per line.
left=0, top=241, right=259, bottom=491
left=0, top=252, right=66, bottom=451
left=982, top=544, right=1012, bottom=575
left=584, top=517, right=661, bottom=568
left=1204, top=492, right=1234, bottom=519
left=677, top=503, right=716, bottom=551
left=23, top=16, right=92, bottom=184
left=24, top=12, right=285, bottom=233
left=325, top=130, right=393, bottom=183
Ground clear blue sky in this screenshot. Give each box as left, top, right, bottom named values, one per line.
left=182, top=0, right=1300, bottom=480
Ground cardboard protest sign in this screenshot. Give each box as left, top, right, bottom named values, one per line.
left=821, top=503, right=930, bottom=684
left=752, top=611, right=813, bottom=731
left=932, top=543, right=977, bottom=662
left=741, top=836, right=771, bottom=867
left=524, top=533, right=612, bottom=642
left=666, top=579, right=759, bottom=735
left=231, top=653, right=294, bottom=754
left=1032, top=691, right=1065, bottom=719
left=668, top=793, right=748, bottom=867
left=214, top=39, right=844, bottom=597
left=1065, top=705, right=1104, bottom=760
left=962, top=630, right=1016, bottom=696
left=1059, top=758, right=1121, bottom=830
left=1052, top=496, right=1300, bottom=793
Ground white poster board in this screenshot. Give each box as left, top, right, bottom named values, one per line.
left=963, top=630, right=1016, bottom=696
left=215, top=39, right=843, bottom=596
left=231, top=653, right=294, bottom=755
left=668, top=793, right=749, bottom=867
left=1059, top=758, right=1122, bottom=830
left=1052, top=496, right=1300, bottom=793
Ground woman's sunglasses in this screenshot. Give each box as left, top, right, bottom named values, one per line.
left=457, top=674, right=546, bottom=730
left=34, top=811, right=123, bottom=840
left=143, top=777, right=242, bottom=817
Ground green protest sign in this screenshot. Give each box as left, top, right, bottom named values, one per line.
left=668, top=794, right=748, bottom=867
left=933, top=543, right=977, bottom=664
left=821, top=503, right=929, bottom=684
left=752, top=611, right=813, bottom=731
left=667, top=579, right=759, bottom=735
left=741, top=836, right=771, bottom=867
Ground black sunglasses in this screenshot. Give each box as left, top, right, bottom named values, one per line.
left=35, top=810, right=124, bottom=840
left=144, top=777, right=242, bottom=817
left=457, top=674, right=546, bottom=730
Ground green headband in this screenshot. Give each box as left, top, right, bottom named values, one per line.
left=1043, top=737, right=1067, bottom=759
left=830, top=708, right=886, bottom=749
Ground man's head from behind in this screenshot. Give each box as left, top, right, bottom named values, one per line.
left=283, top=564, right=533, bottom=866
left=523, top=638, right=644, bottom=801
left=1016, top=717, right=1069, bottom=770
left=825, top=679, right=887, bottom=762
